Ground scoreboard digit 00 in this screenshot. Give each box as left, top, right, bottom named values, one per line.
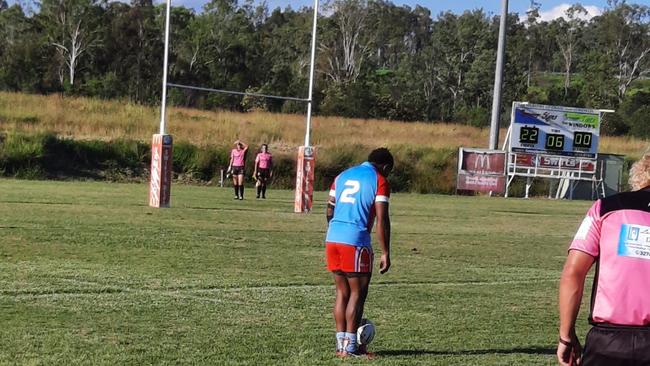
left=509, top=103, right=601, bottom=158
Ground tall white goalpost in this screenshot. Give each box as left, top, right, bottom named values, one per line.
left=149, top=0, right=320, bottom=213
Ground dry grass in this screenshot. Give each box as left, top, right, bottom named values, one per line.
left=0, top=91, right=646, bottom=157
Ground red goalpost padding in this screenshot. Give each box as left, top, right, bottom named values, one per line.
left=294, top=146, right=316, bottom=213
left=149, top=134, right=173, bottom=208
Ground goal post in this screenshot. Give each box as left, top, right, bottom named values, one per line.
left=149, top=0, right=173, bottom=208
left=149, top=0, right=320, bottom=211
left=295, top=0, right=320, bottom=213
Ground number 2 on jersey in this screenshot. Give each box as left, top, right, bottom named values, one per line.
left=340, top=180, right=360, bottom=204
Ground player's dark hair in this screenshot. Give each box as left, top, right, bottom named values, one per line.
left=368, top=148, right=394, bottom=167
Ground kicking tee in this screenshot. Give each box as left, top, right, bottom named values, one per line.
left=570, top=189, right=650, bottom=326
left=326, top=162, right=390, bottom=247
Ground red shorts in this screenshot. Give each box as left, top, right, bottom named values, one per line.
left=326, top=242, right=373, bottom=273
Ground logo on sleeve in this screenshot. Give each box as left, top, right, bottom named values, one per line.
left=574, top=216, right=593, bottom=241
left=618, top=224, right=650, bottom=260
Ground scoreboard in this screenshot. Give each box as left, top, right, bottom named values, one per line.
left=509, top=103, right=601, bottom=158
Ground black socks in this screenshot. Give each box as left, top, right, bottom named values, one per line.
left=256, top=185, right=267, bottom=198
left=234, top=185, right=244, bottom=199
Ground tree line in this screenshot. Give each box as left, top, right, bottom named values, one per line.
left=0, top=0, right=649, bottom=136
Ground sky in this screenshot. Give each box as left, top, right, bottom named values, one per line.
left=258, top=1, right=609, bottom=19
left=6, top=0, right=614, bottom=21
left=184, top=1, right=613, bottom=21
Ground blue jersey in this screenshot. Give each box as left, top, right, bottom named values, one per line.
left=326, top=162, right=390, bottom=247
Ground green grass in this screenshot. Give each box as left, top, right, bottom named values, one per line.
left=0, top=179, right=595, bottom=365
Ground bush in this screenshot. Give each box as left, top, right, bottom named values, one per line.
left=0, top=132, right=46, bottom=177
left=172, top=141, right=200, bottom=175
left=320, top=82, right=372, bottom=119
left=389, top=145, right=457, bottom=194
left=628, top=106, right=650, bottom=139
left=526, top=85, right=549, bottom=104
left=82, top=72, right=121, bottom=99
left=601, top=112, right=629, bottom=136
left=620, top=91, right=650, bottom=139
left=0, top=134, right=464, bottom=194
left=455, top=106, right=490, bottom=128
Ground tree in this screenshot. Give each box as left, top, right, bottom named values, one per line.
left=0, top=4, right=51, bottom=92
left=553, top=4, right=588, bottom=97
left=320, top=0, right=370, bottom=84
left=524, top=1, right=541, bottom=88
left=427, top=10, right=492, bottom=115
left=40, top=0, right=100, bottom=87
left=597, top=1, right=650, bottom=102
left=0, top=0, right=648, bottom=122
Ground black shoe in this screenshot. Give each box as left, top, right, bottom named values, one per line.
left=239, top=197, right=244, bottom=200
left=262, top=195, right=266, bottom=199
left=256, top=195, right=260, bottom=199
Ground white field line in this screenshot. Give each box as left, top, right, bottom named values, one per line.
left=1, top=278, right=557, bottom=301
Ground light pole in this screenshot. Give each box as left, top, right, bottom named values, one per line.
left=489, top=0, right=508, bottom=150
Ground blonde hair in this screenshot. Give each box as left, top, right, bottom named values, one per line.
left=629, top=152, right=650, bottom=191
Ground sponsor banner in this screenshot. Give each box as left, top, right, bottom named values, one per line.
left=457, top=148, right=506, bottom=194
left=457, top=173, right=506, bottom=193
left=513, top=153, right=596, bottom=172
left=509, top=102, right=601, bottom=158
left=294, top=146, right=316, bottom=213
left=149, top=134, right=173, bottom=208
left=461, top=149, right=506, bottom=175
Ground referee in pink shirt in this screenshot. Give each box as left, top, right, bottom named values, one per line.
left=558, top=154, right=650, bottom=366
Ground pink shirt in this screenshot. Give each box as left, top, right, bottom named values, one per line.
left=231, top=149, right=246, bottom=167
left=570, top=191, right=650, bottom=326
left=256, top=152, right=272, bottom=169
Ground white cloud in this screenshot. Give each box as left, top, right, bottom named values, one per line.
left=539, top=3, right=603, bottom=22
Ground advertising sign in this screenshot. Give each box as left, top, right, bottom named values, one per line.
left=457, top=148, right=506, bottom=194
left=512, top=153, right=596, bottom=172
left=294, top=146, right=316, bottom=213
left=509, top=103, right=601, bottom=158
left=149, top=134, right=173, bottom=208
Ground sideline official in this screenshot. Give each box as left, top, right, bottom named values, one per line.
left=558, top=153, right=650, bottom=366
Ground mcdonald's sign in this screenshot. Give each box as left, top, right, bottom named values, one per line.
left=457, top=148, right=506, bottom=194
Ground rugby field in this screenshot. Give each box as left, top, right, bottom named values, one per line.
left=0, top=180, right=594, bottom=365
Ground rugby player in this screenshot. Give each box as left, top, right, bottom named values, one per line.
left=558, top=152, right=650, bottom=366
left=253, top=144, right=273, bottom=199
left=325, top=147, right=393, bottom=358
left=227, top=140, right=248, bottom=200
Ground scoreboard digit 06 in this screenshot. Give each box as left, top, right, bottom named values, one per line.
left=509, top=103, right=601, bottom=158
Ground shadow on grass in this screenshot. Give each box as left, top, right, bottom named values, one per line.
left=375, top=346, right=555, bottom=357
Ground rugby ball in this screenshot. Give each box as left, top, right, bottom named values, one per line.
left=357, top=319, right=375, bottom=345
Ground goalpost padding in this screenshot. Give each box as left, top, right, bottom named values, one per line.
left=149, top=134, right=173, bottom=208
left=294, top=146, right=316, bottom=213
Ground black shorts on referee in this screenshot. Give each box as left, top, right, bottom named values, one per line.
left=583, top=324, right=650, bottom=366
left=257, top=168, right=270, bottom=180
